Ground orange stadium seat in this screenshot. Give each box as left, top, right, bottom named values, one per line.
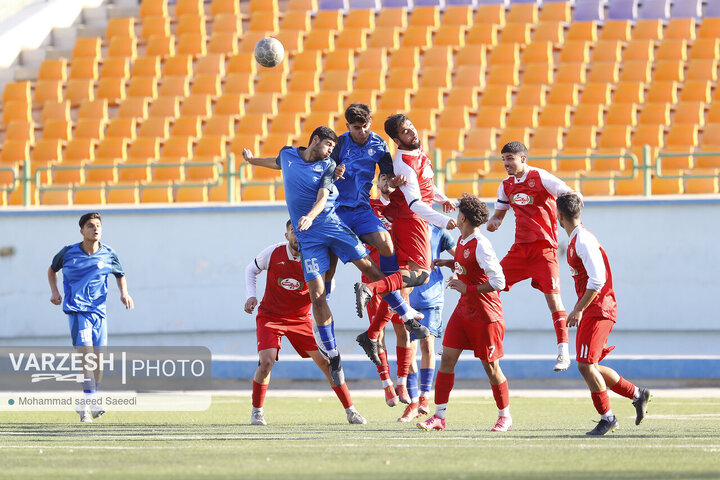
left=633, top=19, right=663, bottom=40
left=43, top=119, right=72, bottom=142
left=588, top=62, right=619, bottom=83
left=6, top=121, right=35, bottom=145
left=533, top=21, right=564, bottom=43
left=515, top=84, right=547, bottom=107
left=500, top=23, right=532, bottom=44
left=74, top=119, right=106, bottom=142
left=434, top=25, right=467, bottom=48
left=117, top=97, right=149, bottom=120
left=466, top=24, right=499, bottom=46
left=72, top=37, right=101, bottom=60
left=138, top=117, right=171, bottom=140
left=37, top=59, right=67, bottom=81
left=601, top=20, right=631, bottom=41
left=336, top=29, right=368, bottom=51
left=140, top=16, right=170, bottom=40
left=507, top=3, right=538, bottom=24
left=2, top=102, right=31, bottom=124
left=69, top=58, right=99, bottom=81
left=107, top=117, right=138, bottom=140
left=146, top=35, right=175, bottom=58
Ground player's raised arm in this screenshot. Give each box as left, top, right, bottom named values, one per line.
left=241, top=148, right=281, bottom=170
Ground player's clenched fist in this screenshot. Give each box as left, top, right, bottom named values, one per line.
left=486, top=216, right=502, bottom=232
left=50, top=292, right=62, bottom=305
left=244, top=297, right=258, bottom=314
left=446, top=218, right=457, bottom=230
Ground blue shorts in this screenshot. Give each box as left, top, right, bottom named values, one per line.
left=297, top=216, right=368, bottom=281
left=336, top=204, right=388, bottom=238
left=410, top=305, right=443, bottom=341
left=68, top=312, right=107, bottom=347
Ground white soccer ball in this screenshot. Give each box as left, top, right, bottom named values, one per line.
left=254, top=37, right=285, bottom=68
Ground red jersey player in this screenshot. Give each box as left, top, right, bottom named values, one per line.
left=355, top=114, right=456, bottom=403
left=244, top=220, right=367, bottom=425
left=486, top=141, right=574, bottom=372
left=417, top=194, right=512, bottom=433
left=556, top=193, right=651, bottom=435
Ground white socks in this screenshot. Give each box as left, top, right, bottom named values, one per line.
left=434, top=403, right=448, bottom=419
left=558, top=342, right=569, bottom=356
left=498, top=407, right=510, bottom=418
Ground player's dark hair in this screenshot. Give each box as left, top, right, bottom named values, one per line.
left=501, top=141, right=529, bottom=156
left=286, top=219, right=292, bottom=229
left=556, top=192, right=583, bottom=220
left=345, top=103, right=372, bottom=125
left=384, top=113, right=409, bottom=140
left=79, top=212, right=101, bottom=228
left=458, top=194, right=489, bottom=227
left=309, top=126, right=338, bottom=146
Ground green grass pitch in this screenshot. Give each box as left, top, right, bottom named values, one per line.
left=1, top=394, right=719, bottom=479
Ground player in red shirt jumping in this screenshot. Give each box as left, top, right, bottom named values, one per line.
left=355, top=114, right=456, bottom=403
left=487, top=141, right=574, bottom=371
left=556, top=193, right=651, bottom=435
left=417, top=194, right=512, bottom=433
left=244, top=220, right=367, bottom=426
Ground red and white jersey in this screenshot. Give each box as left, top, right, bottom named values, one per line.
left=452, top=231, right=505, bottom=323
left=494, top=166, right=573, bottom=248
left=567, top=225, right=617, bottom=321
left=245, top=242, right=311, bottom=319
left=384, top=147, right=452, bottom=228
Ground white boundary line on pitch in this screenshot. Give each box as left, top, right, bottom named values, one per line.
left=213, top=354, right=720, bottom=361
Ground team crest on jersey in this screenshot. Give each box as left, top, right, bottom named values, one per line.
left=97, top=260, right=105, bottom=269
left=279, top=278, right=304, bottom=291
left=453, top=261, right=466, bottom=275
left=569, top=266, right=578, bottom=276
left=313, top=163, right=325, bottom=172
left=367, top=147, right=375, bottom=156
left=528, top=179, right=536, bottom=188
left=463, top=249, right=470, bottom=258
left=510, top=193, right=534, bottom=206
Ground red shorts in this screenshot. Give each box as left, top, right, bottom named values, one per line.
left=443, top=309, right=505, bottom=362
left=367, top=295, right=403, bottom=325
left=576, top=317, right=616, bottom=364
left=391, top=216, right=431, bottom=271
left=500, top=241, right=561, bottom=294
left=256, top=312, right=318, bottom=359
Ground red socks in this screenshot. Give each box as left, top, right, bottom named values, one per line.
left=591, top=390, right=611, bottom=415
left=610, top=376, right=636, bottom=399
left=396, top=346, right=411, bottom=378
left=491, top=380, right=510, bottom=410
left=252, top=381, right=268, bottom=409
left=552, top=310, right=569, bottom=344
left=332, top=384, right=353, bottom=409
left=368, top=301, right=392, bottom=340
left=366, top=271, right=403, bottom=296
left=377, top=350, right=390, bottom=381
left=434, top=371, right=454, bottom=405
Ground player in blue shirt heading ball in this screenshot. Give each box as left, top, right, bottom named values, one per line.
left=242, top=126, right=426, bottom=387
left=48, top=212, right=134, bottom=423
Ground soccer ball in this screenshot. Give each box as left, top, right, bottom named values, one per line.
left=254, top=37, right=285, bottom=68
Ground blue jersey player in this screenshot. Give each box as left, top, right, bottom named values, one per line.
left=48, top=212, right=133, bottom=423
left=242, top=127, right=425, bottom=386
left=400, top=225, right=456, bottom=421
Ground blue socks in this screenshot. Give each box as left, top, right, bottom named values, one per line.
left=379, top=253, right=399, bottom=276
left=316, top=322, right=338, bottom=357
left=382, top=291, right=409, bottom=317
left=407, top=371, right=419, bottom=402
left=420, top=368, right=435, bottom=396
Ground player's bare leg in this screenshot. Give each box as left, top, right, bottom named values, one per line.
left=482, top=359, right=512, bottom=432
left=597, top=364, right=651, bottom=426
left=307, top=277, right=344, bottom=386
left=578, top=362, right=619, bottom=435
left=250, top=348, right=276, bottom=425
left=545, top=292, right=570, bottom=371
left=308, top=350, right=367, bottom=424
left=418, top=347, right=462, bottom=431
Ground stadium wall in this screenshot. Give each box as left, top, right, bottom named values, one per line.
left=1, top=199, right=719, bottom=344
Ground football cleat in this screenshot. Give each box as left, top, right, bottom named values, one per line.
left=356, top=330, right=381, bottom=366
left=418, top=396, right=430, bottom=415
left=586, top=416, right=619, bottom=436
left=347, top=410, right=367, bottom=424
left=395, top=384, right=411, bottom=404
left=91, top=409, right=106, bottom=419
left=632, top=388, right=652, bottom=425
left=384, top=385, right=399, bottom=407
left=329, top=354, right=345, bottom=386
left=491, top=415, right=513, bottom=432
left=79, top=406, right=93, bottom=423
left=553, top=353, right=571, bottom=372
left=251, top=410, right=267, bottom=425
left=417, top=415, right=445, bottom=431
left=403, top=309, right=429, bottom=339
left=398, top=403, right=419, bottom=422
left=353, top=283, right=372, bottom=318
